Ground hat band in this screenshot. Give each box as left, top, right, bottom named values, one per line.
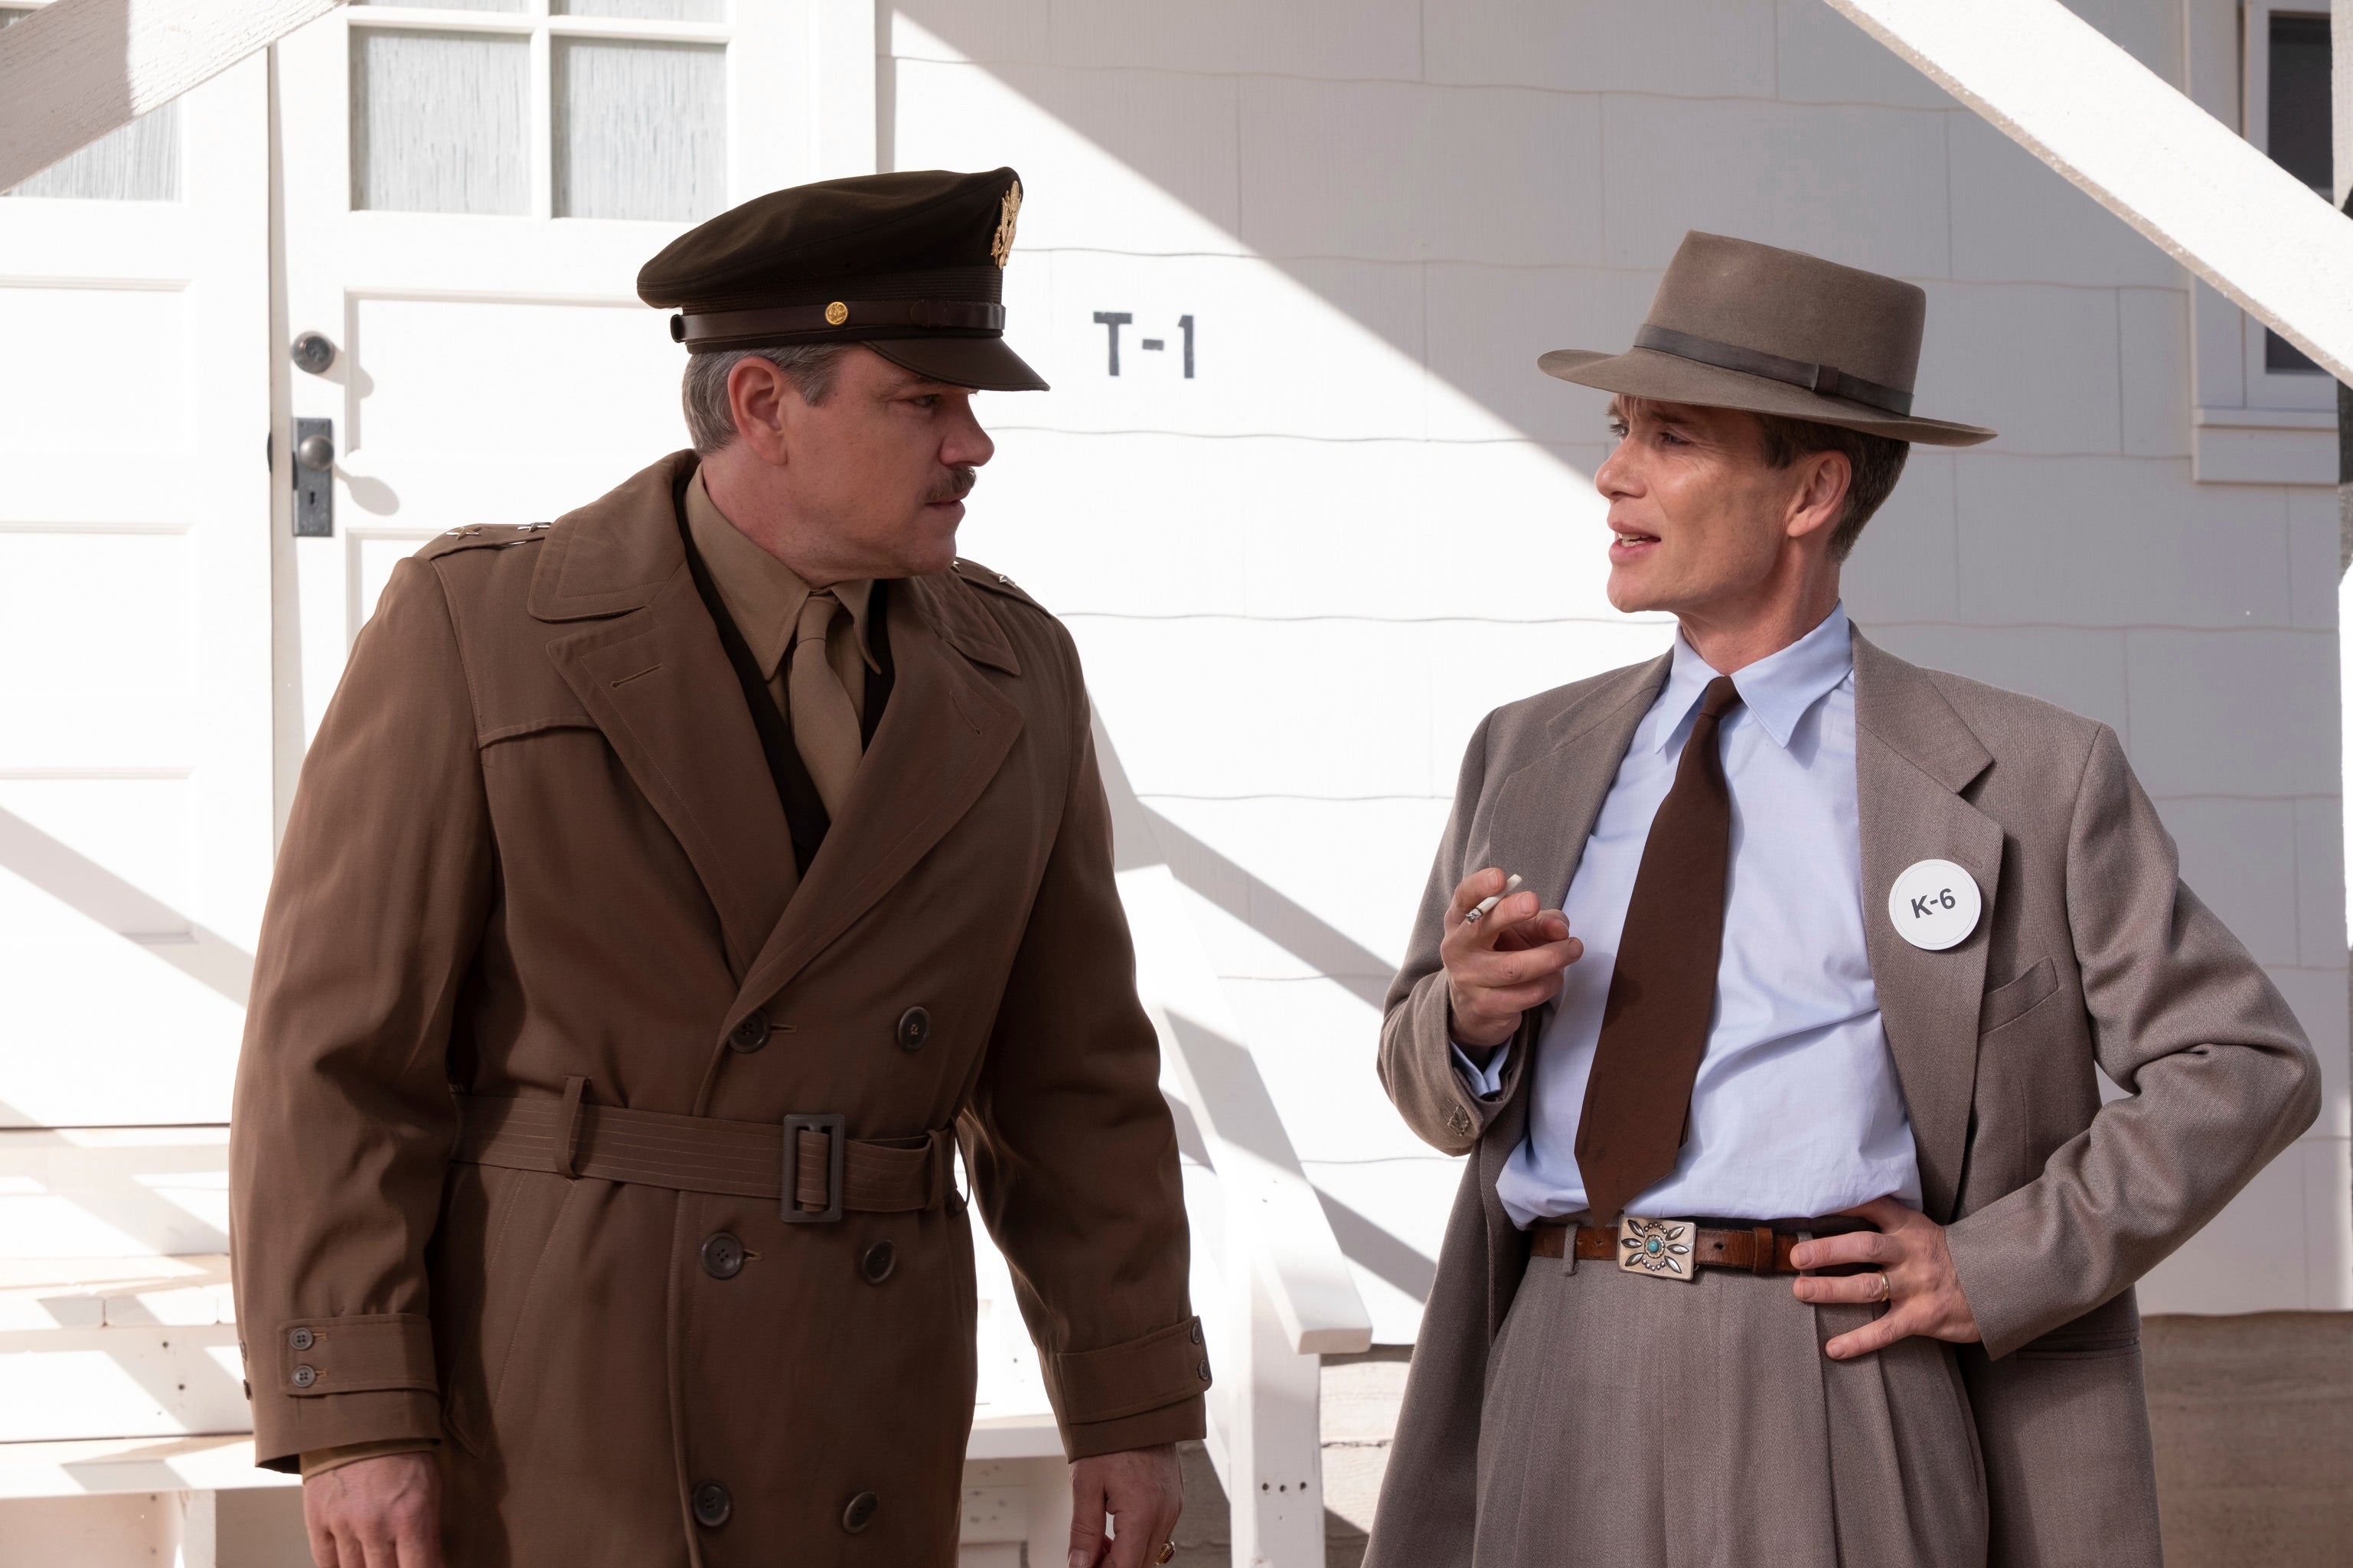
left=673, top=298, right=1006, bottom=347
left=1632, top=324, right=1914, bottom=418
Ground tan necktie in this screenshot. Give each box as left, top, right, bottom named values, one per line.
left=788, top=591, right=864, bottom=819
left=1574, top=674, right=1744, bottom=1222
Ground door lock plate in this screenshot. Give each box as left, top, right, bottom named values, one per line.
left=292, top=417, right=333, bottom=537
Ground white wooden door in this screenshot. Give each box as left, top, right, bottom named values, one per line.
left=0, top=34, right=273, bottom=1449
left=272, top=0, right=849, bottom=739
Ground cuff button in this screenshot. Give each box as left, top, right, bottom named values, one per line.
left=289, top=1327, right=315, bottom=1351
left=292, top=1365, right=317, bottom=1388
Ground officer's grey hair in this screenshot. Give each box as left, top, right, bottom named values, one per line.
left=681, top=344, right=854, bottom=455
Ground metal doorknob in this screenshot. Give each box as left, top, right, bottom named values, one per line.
left=291, top=331, right=337, bottom=374
left=295, top=432, right=335, bottom=471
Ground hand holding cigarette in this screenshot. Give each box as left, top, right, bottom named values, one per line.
left=1440, top=866, right=1582, bottom=1051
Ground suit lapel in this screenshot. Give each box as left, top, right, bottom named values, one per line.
left=1852, top=631, right=2002, bottom=1223
left=534, top=453, right=798, bottom=982
left=723, top=579, right=1023, bottom=1028
left=1489, top=654, right=1671, bottom=934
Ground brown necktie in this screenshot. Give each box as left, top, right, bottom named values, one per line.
left=788, top=590, right=864, bottom=819
left=1575, top=674, right=1744, bottom=1222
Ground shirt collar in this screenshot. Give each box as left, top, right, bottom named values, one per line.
left=1654, top=603, right=1852, bottom=753
left=684, top=468, right=876, bottom=683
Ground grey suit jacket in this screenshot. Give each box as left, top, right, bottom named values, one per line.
left=1365, top=631, right=2319, bottom=1568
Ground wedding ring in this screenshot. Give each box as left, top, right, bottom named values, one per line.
left=1874, top=1272, right=1892, bottom=1303
left=1157, top=1542, right=1177, bottom=1565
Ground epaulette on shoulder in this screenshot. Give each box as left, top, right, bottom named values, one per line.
left=416, top=521, right=554, bottom=560
left=949, top=558, right=1046, bottom=614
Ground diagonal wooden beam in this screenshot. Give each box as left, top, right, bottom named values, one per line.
left=0, top=0, right=341, bottom=192
left=1825, top=0, right=2353, bottom=384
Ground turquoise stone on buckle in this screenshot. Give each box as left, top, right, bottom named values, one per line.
left=1618, top=1216, right=1698, bottom=1282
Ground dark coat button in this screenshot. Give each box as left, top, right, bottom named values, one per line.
left=700, top=1232, right=746, bottom=1280
left=1190, top=1320, right=1202, bottom=1345
left=292, top=1365, right=316, bottom=1388
left=692, top=1480, right=732, bottom=1527
left=842, top=1491, right=879, bottom=1533
left=729, top=1012, right=770, bottom=1052
left=289, top=1327, right=315, bottom=1351
left=895, top=1006, right=931, bottom=1051
left=860, top=1240, right=896, bottom=1285
left=1197, top=1360, right=1211, bottom=1382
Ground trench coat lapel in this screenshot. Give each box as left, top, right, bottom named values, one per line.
left=533, top=454, right=800, bottom=982
left=723, top=577, right=1023, bottom=1028
left=1852, top=631, right=2001, bottom=1223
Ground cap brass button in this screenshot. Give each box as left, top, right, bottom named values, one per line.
left=692, top=1479, right=732, bottom=1527
left=860, top=1240, right=896, bottom=1285
left=289, top=1327, right=315, bottom=1351
left=825, top=301, right=850, bottom=326
left=729, top=1012, right=770, bottom=1053
left=842, top=1491, right=879, bottom=1533
left=701, top=1232, right=746, bottom=1280
left=292, top=1364, right=317, bottom=1388
left=896, top=1006, right=931, bottom=1052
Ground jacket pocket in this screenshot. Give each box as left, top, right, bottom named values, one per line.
left=435, top=1165, right=580, bottom=1458
left=1978, top=956, right=2058, bottom=1035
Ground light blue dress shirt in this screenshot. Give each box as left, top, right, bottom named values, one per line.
left=1457, top=605, right=1923, bottom=1227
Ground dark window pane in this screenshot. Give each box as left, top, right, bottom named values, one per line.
left=2266, top=328, right=2325, bottom=373
left=2270, top=13, right=2332, bottom=193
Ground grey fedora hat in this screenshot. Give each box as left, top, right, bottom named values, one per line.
left=1540, top=231, right=1996, bottom=446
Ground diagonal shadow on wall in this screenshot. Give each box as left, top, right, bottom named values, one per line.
left=0, top=806, right=253, bottom=1006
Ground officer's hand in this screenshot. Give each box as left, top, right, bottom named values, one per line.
left=1068, top=1442, right=1183, bottom=1568
left=305, top=1451, right=443, bottom=1568
left=1442, top=867, right=1581, bottom=1050
left=1790, top=1195, right=1983, bottom=1359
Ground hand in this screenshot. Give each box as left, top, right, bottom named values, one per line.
left=1790, top=1195, right=1981, bottom=1360
left=1441, top=868, right=1582, bottom=1050
left=1068, top=1443, right=1183, bottom=1568
left=305, top=1451, right=444, bottom=1568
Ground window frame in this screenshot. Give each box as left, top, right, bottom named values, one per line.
left=2237, top=0, right=2334, bottom=409
left=342, top=0, right=733, bottom=223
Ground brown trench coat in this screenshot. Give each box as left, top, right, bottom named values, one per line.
left=1365, top=634, right=2319, bottom=1568
left=228, top=451, right=1207, bottom=1565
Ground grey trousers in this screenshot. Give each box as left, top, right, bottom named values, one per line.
left=1473, top=1249, right=1989, bottom=1567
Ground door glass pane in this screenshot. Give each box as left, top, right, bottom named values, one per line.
left=553, top=40, right=726, bottom=222
left=554, top=0, right=726, bottom=19
left=0, top=10, right=180, bottom=200
left=350, top=29, right=530, bottom=214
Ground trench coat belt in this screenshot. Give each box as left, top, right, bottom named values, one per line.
left=449, top=1094, right=955, bottom=1214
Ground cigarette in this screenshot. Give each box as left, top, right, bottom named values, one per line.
left=1462, top=874, right=1522, bottom=924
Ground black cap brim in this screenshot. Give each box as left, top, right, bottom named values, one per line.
left=866, top=335, right=1048, bottom=393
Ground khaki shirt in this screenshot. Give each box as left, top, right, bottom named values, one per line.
left=682, top=468, right=880, bottom=717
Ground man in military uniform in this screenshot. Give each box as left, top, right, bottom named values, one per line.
left=230, top=168, right=1206, bottom=1568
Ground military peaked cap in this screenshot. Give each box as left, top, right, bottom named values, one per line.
left=638, top=167, right=1046, bottom=393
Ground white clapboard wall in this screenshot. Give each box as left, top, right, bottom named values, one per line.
left=885, top=0, right=2349, bottom=1332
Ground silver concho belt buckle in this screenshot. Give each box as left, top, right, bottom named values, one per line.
left=1618, top=1216, right=1698, bottom=1282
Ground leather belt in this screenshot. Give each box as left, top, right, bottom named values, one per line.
left=1532, top=1219, right=1805, bottom=1275
left=452, top=1090, right=953, bottom=1224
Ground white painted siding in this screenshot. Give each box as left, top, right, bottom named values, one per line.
left=891, top=0, right=2350, bottom=1332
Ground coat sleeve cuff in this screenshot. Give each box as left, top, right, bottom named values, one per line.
left=249, top=1312, right=442, bottom=1472
left=1061, top=1395, right=1208, bottom=1461
left=1045, top=1316, right=1213, bottom=1426
left=253, top=1389, right=444, bottom=1473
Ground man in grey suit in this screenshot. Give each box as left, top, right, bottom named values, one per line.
left=1364, top=232, right=2319, bottom=1568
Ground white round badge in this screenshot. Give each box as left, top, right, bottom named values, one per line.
left=1887, top=859, right=1982, bottom=951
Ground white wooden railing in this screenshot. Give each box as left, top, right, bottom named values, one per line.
left=1100, top=718, right=1376, bottom=1567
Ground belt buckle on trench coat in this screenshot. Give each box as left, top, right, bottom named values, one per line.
left=782, top=1113, right=846, bottom=1223
left=1618, top=1215, right=1699, bottom=1281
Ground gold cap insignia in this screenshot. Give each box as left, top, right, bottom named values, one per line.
left=990, top=180, right=1022, bottom=269
left=824, top=301, right=849, bottom=326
